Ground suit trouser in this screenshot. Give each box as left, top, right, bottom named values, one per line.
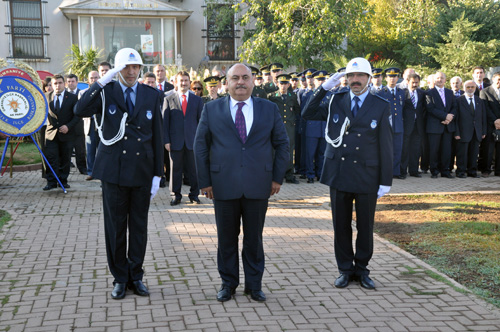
left=305, top=136, right=326, bottom=179
left=294, top=116, right=301, bottom=173
left=299, top=122, right=307, bottom=175
left=420, top=133, right=430, bottom=172
left=392, top=132, right=403, bottom=176
left=478, top=132, right=500, bottom=174
left=44, top=136, right=72, bottom=185
left=73, top=133, right=87, bottom=173
left=428, top=132, right=453, bottom=175
left=401, top=126, right=421, bottom=176
left=169, top=145, right=199, bottom=199
left=214, top=197, right=268, bottom=290
left=330, top=188, right=377, bottom=276
left=85, top=130, right=99, bottom=176
left=456, top=138, right=480, bottom=175
left=284, top=124, right=296, bottom=180
left=101, top=181, right=151, bottom=284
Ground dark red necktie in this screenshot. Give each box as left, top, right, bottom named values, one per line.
left=158, top=83, right=163, bottom=91
left=182, top=94, right=187, bottom=116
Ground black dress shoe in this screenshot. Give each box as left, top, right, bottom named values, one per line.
left=457, top=173, right=467, bottom=178
left=217, top=285, right=235, bottom=302
left=468, top=173, right=481, bottom=178
left=285, top=177, right=300, bottom=184
left=61, top=183, right=70, bottom=189
left=359, top=275, right=375, bottom=289
left=307, top=178, right=314, bottom=183
left=441, top=173, right=455, bottom=179
left=159, top=177, right=166, bottom=188
left=299, top=174, right=307, bottom=179
left=43, top=184, right=57, bottom=191
left=244, top=288, right=266, bottom=302
left=111, top=283, right=127, bottom=299
left=128, top=280, right=149, bottom=296
left=431, top=174, right=438, bottom=179
left=482, top=172, right=490, bottom=178
left=394, top=175, right=406, bottom=179
left=189, top=197, right=201, bottom=204
left=334, top=274, right=352, bottom=288
left=409, top=173, right=422, bottom=178
left=170, top=198, right=182, bottom=206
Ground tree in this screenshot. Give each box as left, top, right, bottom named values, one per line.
left=64, top=44, right=102, bottom=81
left=234, top=0, right=370, bottom=71
left=421, top=15, right=500, bottom=79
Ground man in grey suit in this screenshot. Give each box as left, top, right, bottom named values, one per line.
left=194, top=64, right=289, bottom=302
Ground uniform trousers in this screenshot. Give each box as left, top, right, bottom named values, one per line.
left=214, top=197, right=268, bottom=290
left=284, top=124, right=296, bottom=180
left=85, top=129, right=99, bottom=176
left=330, top=188, right=377, bottom=277
left=392, top=132, right=403, bottom=176
left=44, top=136, right=72, bottom=185
left=305, top=136, right=326, bottom=179
left=101, top=181, right=151, bottom=284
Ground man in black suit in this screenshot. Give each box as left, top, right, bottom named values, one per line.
left=479, top=71, right=500, bottom=176
left=75, top=48, right=164, bottom=300
left=65, top=73, right=86, bottom=175
left=43, top=74, right=79, bottom=190
left=154, top=64, right=174, bottom=92
left=454, top=81, right=487, bottom=178
left=425, top=71, right=457, bottom=178
left=194, top=64, right=289, bottom=302
left=473, top=66, right=490, bottom=97
left=302, top=58, right=393, bottom=290
left=450, top=76, right=464, bottom=98
left=163, top=71, right=203, bottom=205
left=401, top=74, right=426, bottom=178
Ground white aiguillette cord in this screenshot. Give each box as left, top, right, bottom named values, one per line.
left=94, top=90, right=128, bottom=146
left=324, top=93, right=350, bottom=148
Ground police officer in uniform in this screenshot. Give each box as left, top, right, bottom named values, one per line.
left=370, top=68, right=384, bottom=93
left=268, top=74, right=301, bottom=183
left=377, top=67, right=405, bottom=178
left=75, top=48, right=164, bottom=299
left=297, top=69, right=317, bottom=179
left=202, top=76, right=221, bottom=103
left=251, top=66, right=267, bottom=99
left=302, top=57, right=393, bottom=290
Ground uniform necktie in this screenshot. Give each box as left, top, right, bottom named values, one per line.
left=469, top=97, right=475, bottom=113
left=352, top=96, right=360, bottom=117
left=392, top=88, right=395, bottom=96
left=235, top=102, right=247, bottom=143
left=55, top=94, right=61, bottom=111
left=439, top=88, right=446, bottom=106
left=182, top=94, right=187, bottom=116
left=125, top=87, right=134, bottom=116
left=411, top=91, right=417, bottom=108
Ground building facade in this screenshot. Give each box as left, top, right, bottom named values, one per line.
left=0, top=0, right=244, bottom=75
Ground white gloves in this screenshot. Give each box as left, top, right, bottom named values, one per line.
left=377, top=185, right=391, bottom=199
left=150, top=176, right=161, bottom=200
left=322, top=72, right=346, bottom=90
left=97, top=64, right=125, bottom=87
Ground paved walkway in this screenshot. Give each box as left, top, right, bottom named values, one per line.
left=1, top=169, right=500, bottom=331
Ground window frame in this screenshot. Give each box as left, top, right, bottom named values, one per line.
left=205, top=3, right=236, bottom=61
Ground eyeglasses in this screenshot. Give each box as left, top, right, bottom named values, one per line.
left=192, top=87, right=203, bottom=90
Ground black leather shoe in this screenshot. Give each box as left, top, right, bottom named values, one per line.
left=442, top=173, right=455, bottom=179
left=334, top=274, right=352, bottom=288
left=43, top=184, right=57, bottom=191
left=189, top=197, right=201, bottom=204
left=394, top=175, right=406, bottom=179
left=299, top=174, right=306, bottom=179
left=128, top=280, right=149, bottom=296
left=359, top=275, right=375, bottom=289
left=217, top=285, right=235, bottom=302
left=61, top=183, right=70, bottom=189
left=409, top=173, right=422, bottom=178
left=285, top=177, right=300, bottom=184
left=457, top=173, right=466, bottom=178
left=170, top=198, right=181, bottom=206
left=431, top=174, right=438, bottom=179
left=111, top=283, right=127, bottom=299
left=244, top=288, right=266, bottom=302
left=159, top=177, right=166, bottom=188
left=307, top=178, right=314, bottom=183
left=468, top=173, right=481, bottom=178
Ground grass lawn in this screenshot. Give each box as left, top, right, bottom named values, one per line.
left=375, top=194, right=500, bottom=308
left=0, top=140, right=42, bottom=166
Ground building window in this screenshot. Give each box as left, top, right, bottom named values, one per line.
left=8, top=0, right=45, bottom=58
left=206, top=3, right=235, bottom=60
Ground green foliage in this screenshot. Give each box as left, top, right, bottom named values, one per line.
left=235, top=0, right=369, bottom=70
left=64, top=44, right=102, bottom=81
left=421, top=15, right=500, bottom=79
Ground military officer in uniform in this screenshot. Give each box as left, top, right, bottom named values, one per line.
left=370, top=68, right=384, bottom=93
left=264, top=62, right=283, bottom=94
left=302, top=57, right=393, bottom=290
left=290, top=72, right=301, bottom=93
left=202, top=76, right=221, bottom=103
left=261, top=65, right=272, bottom=85
left=219, top=76, right=229, bottom=96
left=268, top=74, right=301, bottom=183
left=75, top=48, right=164, bottom=299
left=250, top=66, right=267, bottom=99
left=377, top=67, right=405, bottom=178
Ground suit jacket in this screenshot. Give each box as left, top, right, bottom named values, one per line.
left=479, top=85, right=500, bottom=132
left=452, top=90, right=464, bottom=98
left=45, top=91, right=79, bottom=142
left=455, top=95, right=487, bottom=142
left=425, top=87, right=457, bottom=134
left=402, top=88, right=426, bottom=136
left=302, top=87, right=393, bottom=194
left=163, top=91, right=203, bottom=151
left=157, top=81, right=174, bottom=92
left=474, top=82, right=491, bottom=97
left=194, top=96, right=289, bottom=200
left=75, top=81, right=164, bottom=187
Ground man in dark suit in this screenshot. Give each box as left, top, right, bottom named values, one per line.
left=425, top=71, right=457, bottom=178
left=66, top=73, right=87, bottom=175
left=163, top=71, right=203, bottom=205
left=194, top=63, right=289, bottom=302
left=450, top=76, right=464, bottom=98
left=43, top=74, right=79, bottom=190
left=473, top=66, right=490, bottom=97
left=454, top=81, right=487, bottom=178
left=75, top=48, right=164, bottom=300
left=401, top=74, right=426, bottom=178
left=479, top=72, right=500, bottom=177
left=154, top=64, right=174, bottom=92
left=302, top=58, right=393, bottom=290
